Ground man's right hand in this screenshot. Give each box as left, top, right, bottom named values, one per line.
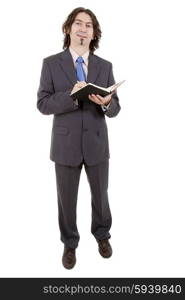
left=71, top=81, right=87, bottom=94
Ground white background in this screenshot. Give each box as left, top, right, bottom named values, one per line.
left=0, top=0, right=185, bottom=277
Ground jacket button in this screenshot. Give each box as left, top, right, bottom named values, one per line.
left=83, top=128, right=88, bottom=132
left=97, top=131, right=100, bottom=136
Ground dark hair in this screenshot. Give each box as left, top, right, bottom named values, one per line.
left=62, top=7, right=102, bottom=53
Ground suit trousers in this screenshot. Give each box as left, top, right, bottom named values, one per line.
left=54, top=159, right=112, bottom=249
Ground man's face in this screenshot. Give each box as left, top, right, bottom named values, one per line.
left=69, top=12, right=94, bottom=47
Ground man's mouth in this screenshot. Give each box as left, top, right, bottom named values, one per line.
left=76, top=34, right=87, bottom=38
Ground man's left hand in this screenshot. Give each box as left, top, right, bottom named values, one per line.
left=88, top=92, right=113, bottom=106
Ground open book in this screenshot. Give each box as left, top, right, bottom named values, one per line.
left=70, top=80, right=125, bottom=100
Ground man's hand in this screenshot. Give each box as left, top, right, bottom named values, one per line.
left=88, top=90, right=116, bottom=106
left=71, top=81, right=87, bottom=94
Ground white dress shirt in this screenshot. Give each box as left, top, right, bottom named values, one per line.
left=69, top=47, right=110, bottom=111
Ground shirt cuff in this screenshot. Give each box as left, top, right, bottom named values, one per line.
left=101, top=101, right=111, bottom=112
left=74, top=99, right=79, bottom=106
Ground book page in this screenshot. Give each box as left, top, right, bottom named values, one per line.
left=109, top=80, right=126, bottom=92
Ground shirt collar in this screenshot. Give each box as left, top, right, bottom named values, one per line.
left=69, top=47, right=89, bottom=66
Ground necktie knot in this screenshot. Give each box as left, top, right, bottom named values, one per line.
left=76, top=56, right=84, bottom=64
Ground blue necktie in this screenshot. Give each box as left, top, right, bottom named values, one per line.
left=76, top=56, right=86, bottom=81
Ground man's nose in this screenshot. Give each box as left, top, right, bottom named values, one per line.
left=80, top=24, right=87, bottom=32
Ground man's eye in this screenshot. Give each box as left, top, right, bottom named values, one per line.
left=86, top=25, right=92, bottom=28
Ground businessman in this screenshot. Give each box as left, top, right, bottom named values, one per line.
left=37, top=7, right=121, bottom=269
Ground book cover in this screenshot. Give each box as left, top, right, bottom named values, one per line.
left=70, top=80, right=125, bottom=101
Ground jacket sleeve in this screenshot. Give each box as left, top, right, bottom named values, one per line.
left=37, top=59, right=78, bottom=115
left=104, top=63, right=121, bottom=118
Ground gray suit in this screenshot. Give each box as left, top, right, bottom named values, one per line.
left=37, top=49, right=121, bottom=248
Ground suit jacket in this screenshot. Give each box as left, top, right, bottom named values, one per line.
left=37, top=49, right=121, bottom=166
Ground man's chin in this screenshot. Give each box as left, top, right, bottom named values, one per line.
left=77, top=39, right=87, bottom=46
left=73, top=38, right=90, bottom=47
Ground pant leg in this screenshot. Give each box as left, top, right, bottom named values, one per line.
left=55, top=162, right=83, bottom=249
left=84, top=159, right=112, bottom=241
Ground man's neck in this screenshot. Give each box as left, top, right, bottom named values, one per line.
left=70, top=43, right=89, bottom=56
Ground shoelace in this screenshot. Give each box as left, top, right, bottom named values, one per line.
left=99, top=241, right=109, bottom=250
left=66, top=249, right=75, bottom=258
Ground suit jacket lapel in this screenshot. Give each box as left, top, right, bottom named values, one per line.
left=87, top=53, right=100, bottom=84
left=58, top=48, right=101, bottom=85
left=58, top=49, right=77, bottom=85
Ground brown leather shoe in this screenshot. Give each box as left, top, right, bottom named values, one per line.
left=62, top=247, right=76, bottom=269
left=98, top=239, right=112, bottom=258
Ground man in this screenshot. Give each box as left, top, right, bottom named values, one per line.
left=37, top=7, right=121, bottom=269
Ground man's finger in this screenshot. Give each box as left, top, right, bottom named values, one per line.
left=95, top=94, right=104, bottom=101
left=89, top=94, right=102, bottom=104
